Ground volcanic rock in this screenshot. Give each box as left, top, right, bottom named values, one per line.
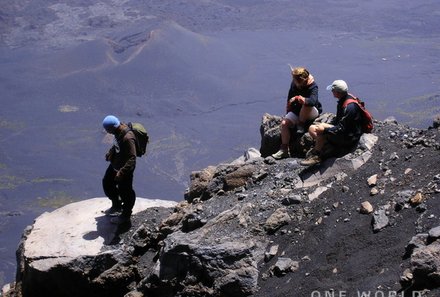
left=5, top=116, right=440, bottom=297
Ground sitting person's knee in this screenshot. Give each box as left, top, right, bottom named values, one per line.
left=281, top=118, right=292, bottom=127
left=308, top=124, right=318, bottom=134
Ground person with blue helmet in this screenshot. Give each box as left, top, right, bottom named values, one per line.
left=102, top=115, right=137, bottom=224
left=102, top=115, right=120, bottom=132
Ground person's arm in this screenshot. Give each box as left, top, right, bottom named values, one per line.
left=303, top=84, right=319, bottom=107
left=116, top=135, right=137, bottom=180
left=286, top=82, right=296, bottom=113
left=324, top=103, right=359, bottom=135
left=287, top=81, right=296, bottom=101
left=105, top=146, right=115, bottom=161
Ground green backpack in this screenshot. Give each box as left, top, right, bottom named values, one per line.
left=127, top=122, right=149, bottom=157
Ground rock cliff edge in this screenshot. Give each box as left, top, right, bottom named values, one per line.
left=3, top=114, right=440, bottom=297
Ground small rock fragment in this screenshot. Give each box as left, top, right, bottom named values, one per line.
left=410, top=192, right=424, bottom=206
left=404, top=168, right=413, bottom=175
left=264, top=208, right=291, bottom=234
left=400, top=268, right=413, bottom=285
left=370, top=187, right=379, bottom=196
left=271, top=258, right=299, bottom=276
left=428, top=226, right=440, bottom=240
left=264, top=245, right=279, bottom=262
left=360, top=201, right=374, bottom=214
left=373, top=209, right=389, bottom=232
left=367, top=174, right=378, bottom=187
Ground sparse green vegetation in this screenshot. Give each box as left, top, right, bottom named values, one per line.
left=31, top=178, right=73, bottom=183
left=35, top=190, right=77, bottom=209
left=0, top=173, right=73, bottom=190
left=395, top=93, right=440, bottom=127
left=58, top=105, right=79, bottom=112
left=0, top=175, right=26, bottom=190
left=0, top=118, right=25, bottom=131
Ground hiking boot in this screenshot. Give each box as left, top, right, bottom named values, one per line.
left=110, top=215, right=131, bottom=225
left=272, top=149, right=289, bottom=160
left=102, top=206, right=122, bottom=216
left=300, top=154, right=322, bottom=166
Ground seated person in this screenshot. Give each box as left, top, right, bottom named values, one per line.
left=300, top=80, right=363, bottom=166
left=272, top=66, right=322, bottom=159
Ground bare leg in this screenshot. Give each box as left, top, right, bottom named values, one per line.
left=272, top=118, right=294, bottom=159
left=280, top=118, right=293, bottom=147
left=308, top=123, right=333, bottom=152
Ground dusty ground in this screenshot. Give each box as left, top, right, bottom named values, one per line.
left=254, top=120, right=440, bottom=297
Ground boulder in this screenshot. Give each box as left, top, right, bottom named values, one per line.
left=270, top=258, right=299, bottom=277
left=15, top=197, right=177, bottom=297
left=264, top=208, right=291, bottom=234
left=405, top=233, right=429, bottom=257
left=404, top=227, right=440, bottom=288
left=259, top=113, right=314, bottom=158
left=259, top=113, right=282, bottom=158
left=184, top=166, right=217, bottom=202
left=410, top=240, right=440, bottom=286
left=147, top=203, right=267, bottom=297
left=224, top=164, right=258, bottom=191
left=193, top=161, right=263, bottom=201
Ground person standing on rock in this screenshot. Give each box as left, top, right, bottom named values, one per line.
left=300, top=80, right=363, bottom=166
left=272, top=66, right=322, bottom=159
left=102, top=115, right=137, bottom=224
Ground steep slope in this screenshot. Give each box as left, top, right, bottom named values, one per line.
left=4, top=118, right=440, bottom=297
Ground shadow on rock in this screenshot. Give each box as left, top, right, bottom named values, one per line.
left=82, top=215, right=131, bottom=245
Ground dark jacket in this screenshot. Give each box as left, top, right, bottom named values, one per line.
left=108, top=124, right=137, bottom=177
left=287, top=81, right=322, bottom=116
left=324, top=93, right=363, bottom=143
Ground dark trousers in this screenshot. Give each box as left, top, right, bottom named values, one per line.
left=323, top=133, right=360, bottom=158
left=102, top=165, right=136, bottom=218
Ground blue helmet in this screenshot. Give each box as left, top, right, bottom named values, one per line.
left=102, top=115, right=120, bottom=131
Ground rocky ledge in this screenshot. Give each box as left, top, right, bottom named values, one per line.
left=3, top=114, right=440, bottom=297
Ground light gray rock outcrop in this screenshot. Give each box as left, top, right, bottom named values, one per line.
left=186, top=129, right=378, bottom=204
left=13, top=197, right=177, bottom=297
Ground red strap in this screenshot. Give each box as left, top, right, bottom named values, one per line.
left=342, top=98, right=358, bottom=108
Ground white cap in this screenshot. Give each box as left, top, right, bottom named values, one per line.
left=326, top=80, right=348, bottom=93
